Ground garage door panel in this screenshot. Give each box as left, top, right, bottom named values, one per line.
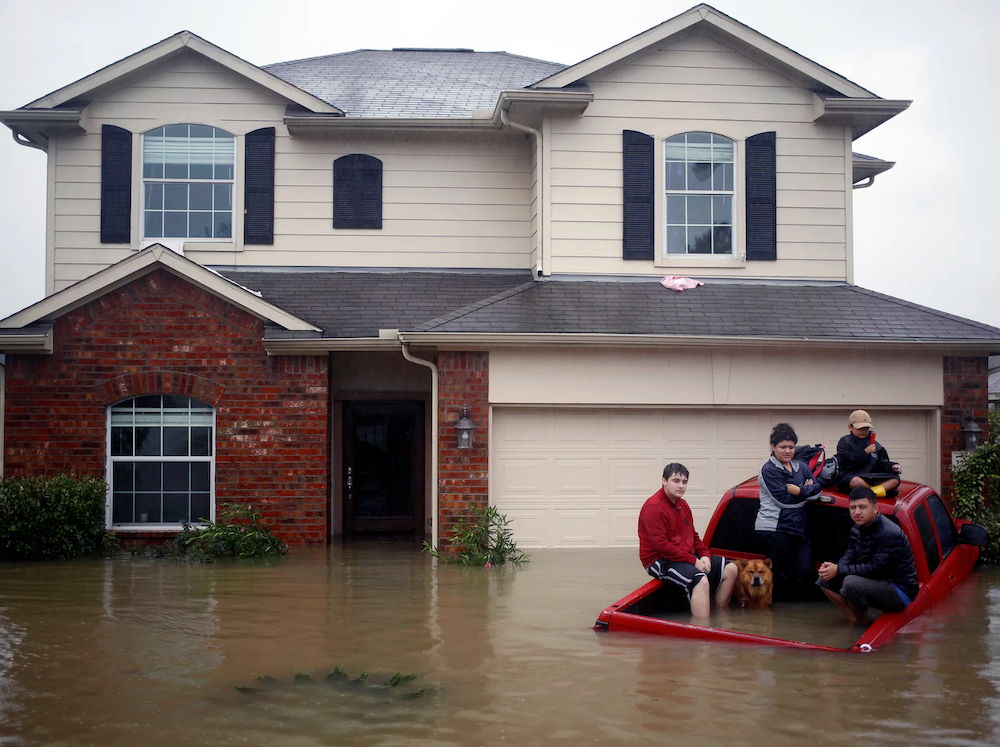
left=554, top=458, right=604, bottom=494
left=663, top=412, right=711, bottom=444
left=494, top=410, right=545, bottom=445
left=552, top=509, right=602, bottom=547
left=609, top=458, right=660, bottom=494
left=495, top=459, right=547, bottom=494
left=609, top=411, right=659, bottom=443
left=554, top=411, right=604, bottom=443
left=502, top=508, right=546, bottom=547
left=609, top=508, right=640, bottom=546
left=493, top=407, right=932, bottom=548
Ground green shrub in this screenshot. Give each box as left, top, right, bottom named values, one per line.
left=0, top=475, right=108, bottom=560
left=423, top=505, right=529, bottom=566
left=951, top=441, right=1000, bottom=563
left=134, top=503, right=288, bottom=561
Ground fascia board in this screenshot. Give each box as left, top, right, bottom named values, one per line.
left=0, top=109, right=85, bottom=132
left=284, top=115, right=497, bottom=133
left=263, top=338, right=401, bottom=355
left=815, top=98, right=912, bottom=138
left=395, top=332, right=1000, bottom=354
left=0, top=329, right=53, bottom=354
left=491, top=90, right=594, bottom=125
left=852, top=157, right=895, bottom=183
left=0, top=246, right=319, bottom=332
left=25, top=31, right=342, bottom=115
left=533, top=4, right=876, bottom=99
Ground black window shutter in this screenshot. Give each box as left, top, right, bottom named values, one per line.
left=244, top=127, right=275, bottom=245
left=100, top=125, right=132, bottom=244
left=622, top=130, right=654, bottom=261
left=745, top=131, right=777, bottom=261
left=334, top=154, right=383, bottom=229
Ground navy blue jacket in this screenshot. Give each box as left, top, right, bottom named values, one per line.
left=838, top=513, right=919, bottom=600
left=755, top=456, right=822, bottom=536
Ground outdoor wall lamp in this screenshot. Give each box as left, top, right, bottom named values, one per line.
left=455, top=406, right=475, bottom=449
left=961, top=411, right=982, bottom=451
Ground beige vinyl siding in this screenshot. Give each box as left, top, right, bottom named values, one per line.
left=49, top=53, right=535, bottom=293
left=546, top=32, right=851, bottom=280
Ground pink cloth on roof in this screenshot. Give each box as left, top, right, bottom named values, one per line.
left=660, top=276, right=705, bottom=292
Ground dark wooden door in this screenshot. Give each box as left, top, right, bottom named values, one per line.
left=343, top=401, right=425, bottom=535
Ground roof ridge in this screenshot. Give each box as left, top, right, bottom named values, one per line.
left=849, top=285, right=1000, bottom=336
left=415, top=280, right=538, bottom=331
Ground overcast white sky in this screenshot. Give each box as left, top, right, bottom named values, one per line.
left=1, top=0, right=997, bottom=327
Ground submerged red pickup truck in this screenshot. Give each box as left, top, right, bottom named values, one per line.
left=595, top=479, right=988, bottom=652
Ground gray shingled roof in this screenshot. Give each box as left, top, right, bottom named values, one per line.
left=263, top=50, right=567, bottom=118
left=214, top=271, right=1000, bottom=345
left=218, top=270, right=531, bottom=337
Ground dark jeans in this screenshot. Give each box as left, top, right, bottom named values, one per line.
left=755, top=530, right=813, bottom=602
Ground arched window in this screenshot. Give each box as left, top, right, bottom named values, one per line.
left=142, top=124, right=235, bottom=240
left=108, top=395, right=215, bottom=527
left=664, top=132, right=734, bottom=255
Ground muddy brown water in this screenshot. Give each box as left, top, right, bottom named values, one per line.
left=1, top=546, right=999, bottom=746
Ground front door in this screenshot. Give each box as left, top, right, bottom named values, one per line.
left=343, top=401, right=425, bottom=535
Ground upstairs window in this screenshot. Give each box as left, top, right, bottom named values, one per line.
left=334, top=154, right=383, bottom=229
left=664, top=132, right=734, bottom=256
left=108, top=395, right=215, bottom=527
left=142, top=124, right=235, bottom=240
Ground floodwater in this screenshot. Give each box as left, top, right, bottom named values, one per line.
left=1, top=547, right=999, bottom=747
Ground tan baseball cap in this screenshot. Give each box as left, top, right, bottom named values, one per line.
left=849, top=410, right=873, bottom=429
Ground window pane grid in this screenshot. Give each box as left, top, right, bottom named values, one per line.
left=143, top=124, right=234, bottom=240
left=109, top=396, right=214, bottom=526
left=665, top=132, right=735, bottom=256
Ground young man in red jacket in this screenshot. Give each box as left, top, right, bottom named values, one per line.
left=638, top=463, right=737, bottom=617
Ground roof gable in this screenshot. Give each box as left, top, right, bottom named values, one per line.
left=0, top=245, right=319, bottom=333
left=532, top=3, right=877, bottom=99
left=23, top=31, right=342, bottom=115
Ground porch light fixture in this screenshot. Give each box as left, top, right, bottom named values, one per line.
left=455, top=407, right=475, bottom=449
left=961, top=411, right=982, bottom=451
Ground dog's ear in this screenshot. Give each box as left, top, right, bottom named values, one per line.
left=734, top=558, right=748, bottom=570
left=763, top=558, right=772, bottom=569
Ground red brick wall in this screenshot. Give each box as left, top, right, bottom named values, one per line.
left=2, top=269, right=329, bottom=543
left=941, top=356, right=990, bottom=507
left=437, top=351, right=489, bottom=547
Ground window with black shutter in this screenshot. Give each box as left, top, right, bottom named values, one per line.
left=244, top=127, right=275, bottom=245
left=334, top=154, right=383, bottom=229
left=101, top=125, right=133, bottom=244
left=745, top=131, right=777, bottom=261
left=622, top=130, right=654, bottom=260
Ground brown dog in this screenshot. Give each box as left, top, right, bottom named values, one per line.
left=733, top=558, right=774, bottom=610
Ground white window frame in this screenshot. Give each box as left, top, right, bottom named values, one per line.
left=140, top=123, right=236, bottom=245
left=655, top=130, right=746, bottom=269
left=105, top=396, right=216, bottom=531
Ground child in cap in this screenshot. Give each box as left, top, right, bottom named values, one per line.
left=835, top=410, right=901, bottom=498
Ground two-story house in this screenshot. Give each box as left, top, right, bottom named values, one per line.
left=1, top=4, right=996, bottom=548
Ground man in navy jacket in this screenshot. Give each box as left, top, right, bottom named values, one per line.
left=817, top=487, right=919, bottom=625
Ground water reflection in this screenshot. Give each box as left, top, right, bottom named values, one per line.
left=0, top=548, right=997, bottom=746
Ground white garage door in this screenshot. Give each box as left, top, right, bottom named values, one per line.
left=492, top=407, right=934, bottom=549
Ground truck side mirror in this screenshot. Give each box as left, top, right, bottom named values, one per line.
left=957, top=522, right=989, bottom=547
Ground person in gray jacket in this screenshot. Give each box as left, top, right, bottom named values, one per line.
left=755, top=422, right=823, bottom=601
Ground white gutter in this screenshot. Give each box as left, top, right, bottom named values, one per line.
left=398, top=334, right=440, bottom=550
left=500, top=108, right=544, bottom=278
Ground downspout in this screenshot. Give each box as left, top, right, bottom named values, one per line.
left=852, top=176, right=876, bottom=189
left=11, top=130, right=46, bottom=152
left=500, top=108, right=544, bottom=277
left=398, top=336, right=440, bottom=550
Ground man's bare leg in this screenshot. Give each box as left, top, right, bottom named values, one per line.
left=690, top=576, right=711, bottom=618
left=821, top=587, right=869, bottom=626
left=715, top=561, right=737, bottom=607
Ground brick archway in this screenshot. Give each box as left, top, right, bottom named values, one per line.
left=96, top=371, right=225, bottom=407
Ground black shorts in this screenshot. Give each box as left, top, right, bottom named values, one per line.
left=646, top=556, right=730, bottom=601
